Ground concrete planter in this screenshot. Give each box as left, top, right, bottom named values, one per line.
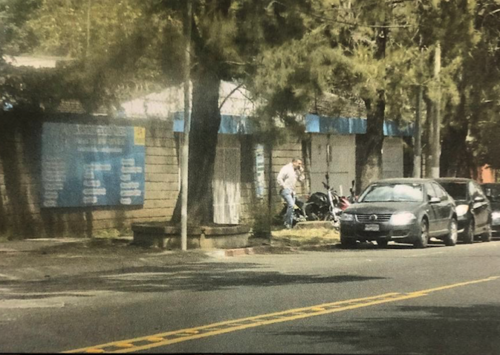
left=131, top=222, right=251, bottom=249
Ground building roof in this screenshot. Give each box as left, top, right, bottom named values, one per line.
left=305, top=114, right=413, bottom=137
left=123, top=82, right=413, bottom=136
left=2, top=57, right=414, bottom=136
left=121, top=81, right=256, bottom=120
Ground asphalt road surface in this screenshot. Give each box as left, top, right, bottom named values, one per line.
left=1, top=239, right=499, bottom=354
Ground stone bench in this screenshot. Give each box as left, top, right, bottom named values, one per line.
left=131, top=222, right=251, bottom=250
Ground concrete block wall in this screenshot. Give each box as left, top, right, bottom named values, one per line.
left=89, top=121, right=179, bottom=232
left=0, top=112, right=313, bottom=239
left=240, top=137, right=309, bottom=222
left=0, top=114, right=178, bottom=239
left=237, top=135, right=310, bottom=230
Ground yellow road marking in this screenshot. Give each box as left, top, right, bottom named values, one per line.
left=410, top=276, right=499, bottom=296
left=145, top=337, right=163, bottom=342
left=63, top=276, right=499, bottom=354
left=114, top=344, right=133, bottom=349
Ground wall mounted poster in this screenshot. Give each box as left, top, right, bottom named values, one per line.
left=254, top=144, right=265, bottom=199
left=41, top=122, right=146, bottom=208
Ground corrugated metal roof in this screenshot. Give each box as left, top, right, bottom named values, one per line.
left=305, top=114, right=413, bottom=137
left=122, top=81, right=413, bottom=137
left=172, top=112, right=413, bottom=136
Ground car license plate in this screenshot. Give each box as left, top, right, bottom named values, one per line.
left=365, top=224, right=380, bottom=231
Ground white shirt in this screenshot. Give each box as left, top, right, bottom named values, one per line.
left=277, top=163, right=304, bottom=192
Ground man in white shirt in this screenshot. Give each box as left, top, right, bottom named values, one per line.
left=277, top=158, right=305, bottom=229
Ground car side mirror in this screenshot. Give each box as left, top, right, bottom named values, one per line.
left=474, top=196, right=485, bottom=203
left=429, top=197, right=441, bottom=204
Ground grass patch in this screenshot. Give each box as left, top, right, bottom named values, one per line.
left=271, top=228, right=340, bottom=246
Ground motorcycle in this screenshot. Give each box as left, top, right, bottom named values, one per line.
left=277, top=178, right=356, bottom=229
left=304, top=176, right=354, bottom=229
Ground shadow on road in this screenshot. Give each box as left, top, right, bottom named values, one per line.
left=0, top=261, right=387, bottom=299
left=278, top=304, right=500, bottom=355
left=339, top=238, right=496, bottom=251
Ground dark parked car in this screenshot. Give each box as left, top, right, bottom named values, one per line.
left=481, top=183, right=500, bottom=235
left=340, top=179, right=457, bottom=248
left=435, top=178, right=492, bottom=243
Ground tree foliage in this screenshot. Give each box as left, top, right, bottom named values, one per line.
left=1, top=0, right=325, bottom=224
left=2, top=0, right=500, bottom=225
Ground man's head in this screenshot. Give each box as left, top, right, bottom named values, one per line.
left=292, top=158, right=303, bottom=170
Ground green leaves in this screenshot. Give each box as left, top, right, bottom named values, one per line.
left=1, top=0, right=499, bottom=171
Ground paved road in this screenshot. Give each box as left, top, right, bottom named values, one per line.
left=1, top=239, right=499, bottom=354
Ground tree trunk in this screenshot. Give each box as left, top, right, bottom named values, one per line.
left=358, top=26, right=387, bottom=191
left=360, top=93, right=385, bottom=191
left=172, top=66, right=221, bottom=226
left=441, top=126, right=468, bottom=177
left=441, top=89, right=468, bottom=177
left=430, top=42, right=441, bottom=178
left=424, top=96, right=433, bottom=178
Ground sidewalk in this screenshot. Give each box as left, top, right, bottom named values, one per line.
left=0, top=237, right=206, bottom=282
left=0, top=227, right=341, bottom=282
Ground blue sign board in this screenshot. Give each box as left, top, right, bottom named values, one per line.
left=41, top=122, right=146, bottom=208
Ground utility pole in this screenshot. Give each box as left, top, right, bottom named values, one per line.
left=266, top=141, right=273, bottom=239
left=413, top=86, right=423, bottom=178
left=431, top=42, right=441, bottom=178
left=413, top=43, right=424, bottom=178
left=181, top=0, right=192, bottom=251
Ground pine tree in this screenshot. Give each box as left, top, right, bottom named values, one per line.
left=1, top=0, right=318, bottom=225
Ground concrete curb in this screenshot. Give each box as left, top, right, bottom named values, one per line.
left=221, top=239, right=345, bottom=256
left=224, top=247, right=256, bottom=257
left=222, top=245, right=292, bottom=257
left=0, top=238, right=340, bottom=259
left=220, top=243, right=342, bottom=257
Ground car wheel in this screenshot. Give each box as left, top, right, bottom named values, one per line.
left=444, top=218, right=458, bottom=246
left=481, top=225, right=492, bottom=242
left=414, top=218, right=429, bottom=248
left=463, top=220, right=474, bottom=244
left=340, top=236, right=357, bottom=248
left=376, top=239, right=388, bottom=248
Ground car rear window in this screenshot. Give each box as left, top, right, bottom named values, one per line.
left=439, top=182, right=467, bottom=200
left=359, top=183, right=423, bottom=202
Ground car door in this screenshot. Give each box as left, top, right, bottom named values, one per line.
left=431, top=182, right=454, bottom=232
left=424, top=183, right=440, bottom=235
left=469, top=181, right=490, bottom=230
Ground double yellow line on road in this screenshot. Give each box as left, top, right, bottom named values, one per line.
left=63, top=276, right=499, bottom=354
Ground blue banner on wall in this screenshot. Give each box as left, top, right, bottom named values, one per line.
left=41, top=122, right=146, bottom=208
